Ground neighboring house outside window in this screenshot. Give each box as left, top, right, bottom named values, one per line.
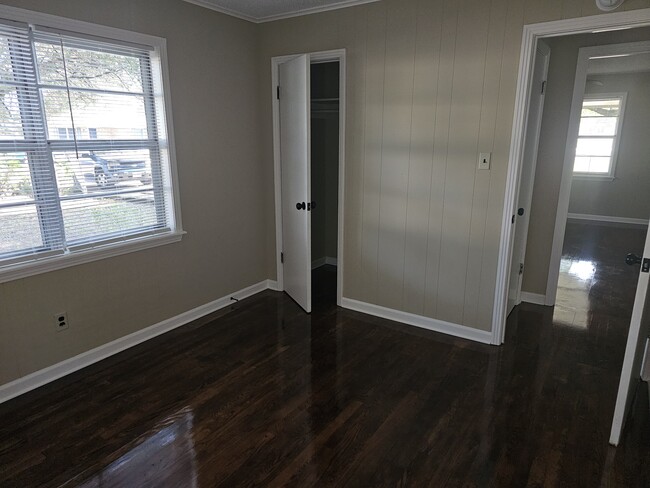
left=55, top=127, right=99, bottom=140
left=573, top=94, right=626, bottom=178
left=0, top=9, right=182, bottom=282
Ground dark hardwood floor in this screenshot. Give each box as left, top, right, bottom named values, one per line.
left=1, top=248, right=649, bottom=486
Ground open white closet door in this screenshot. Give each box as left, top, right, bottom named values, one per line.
left=279, top=54, right=312, bottom=313
left=610, top=223, right=650, bottom=445
left=507, top=41, right=550, bottom=315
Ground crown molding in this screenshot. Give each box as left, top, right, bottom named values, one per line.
left=182, top=0, right=381, bottom=24
left=182, top=0, right=258, bottom=23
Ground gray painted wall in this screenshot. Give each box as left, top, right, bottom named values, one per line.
left=260, top=0, right=650, bottom=331
left=523, top=29, right=650, bottom=296
left=4, top=0, right=650, bottom=390
left=569, top=72, right=650, bottom=219
left=0, top=0, right=266, bottom=386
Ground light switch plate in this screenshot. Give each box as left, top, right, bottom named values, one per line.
left=478, top=152, right=491, bottom=170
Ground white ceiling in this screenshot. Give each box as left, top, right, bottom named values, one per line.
left=183, top=0, right=381, bottom=23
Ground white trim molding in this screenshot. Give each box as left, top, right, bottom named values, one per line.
left=520, top=292, right=547, bottom=306
left=0, top=279, right=277, bottom=405
left=572, top=92, right=627, bottom=179
left=567, top=213, right=648, bottom=227
left=183, top=0, right=380, bottom=24
left=493, top=8, right=650, bottom=346
left=0, top=4, right=184, bottom=285
left=272, top=49, right=346, bottom=307
left=546, top=41, right=650, bottom=309
left=0, top=232, right=185, bottom=284
left=341, top=298, right=493, bottom=345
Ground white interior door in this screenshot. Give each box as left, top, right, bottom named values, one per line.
left=507, top=41, right=551, bottom=315
left=279, top=54, right=312, bottom=313
left=610, top=224, right=650, bottom=445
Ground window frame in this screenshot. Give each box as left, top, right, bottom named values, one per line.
left=572, top=92, right=627, bottom=181
left=0, top=5, right=184, bottom=283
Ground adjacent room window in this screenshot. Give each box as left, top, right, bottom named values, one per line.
left=573, top=94, right=626, bottom=177
left=0, top=15, right=181, bottom=281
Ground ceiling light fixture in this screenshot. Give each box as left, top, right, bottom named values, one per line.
left=595, top=0, right=626, bottom=11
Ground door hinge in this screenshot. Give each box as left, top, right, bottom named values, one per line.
left=519, top=263, right=524, bottom=275
left=281, top=251, right=284, bottom=264
left=541, top=80, right=546, bottom=94
left=277, top=86, right=280, bottom=100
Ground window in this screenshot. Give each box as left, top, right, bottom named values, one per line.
left=0, top=11, right=181, bottom=282
left=573, top=94, right=626, bottom=178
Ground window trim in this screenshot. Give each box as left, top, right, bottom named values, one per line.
left=572, top=92, right=627, bottom=181
left=0, top=4, right=183, bottom=283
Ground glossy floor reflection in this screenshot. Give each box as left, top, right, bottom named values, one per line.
left=553, top=221, right=646, bottom=329
left=76, top=408, right=197, bottom=488
left=1, top=264, right=649, bottom=486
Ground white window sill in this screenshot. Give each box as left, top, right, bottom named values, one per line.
left=572, top=174, right=616, bottom=181
left=0, top=231, right=185, bottom=284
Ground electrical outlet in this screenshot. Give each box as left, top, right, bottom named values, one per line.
left=478, top=152, right=491, bottom=170
left=54, top=312, right=69, bottom=332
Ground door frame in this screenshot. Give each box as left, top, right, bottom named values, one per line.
left=545, top=41, right=648, bottom=307
left=507, top=39, right=550, bottom=315
left=272, top=49, right=347, bottom=306
left=492, top=8, right=650, bottom=345
left=610, top=223, right=650, bottom=445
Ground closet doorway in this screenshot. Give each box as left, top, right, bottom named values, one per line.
left=272, top=50, right=346, bottom=313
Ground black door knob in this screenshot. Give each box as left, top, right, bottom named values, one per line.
left=625, top=253, right=642, bottom=266
left=296, top=202, right=306, bottom=210
left=517, top=208, right=525, bottom=216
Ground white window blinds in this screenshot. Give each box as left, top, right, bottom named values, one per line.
left=0, top=20, right=176, bottom=268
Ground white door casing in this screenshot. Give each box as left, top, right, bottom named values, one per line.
left=610, top=224, right=650, bottom=445
left=493, top=9, right=650, bottom=346
left=507, top=40, right=550, bottom=315
left=279, top=54, right=312, bottom=313
left=545, top=40, right=650, bottom=307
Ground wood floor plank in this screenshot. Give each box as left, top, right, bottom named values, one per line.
left=1, top=239, right=649, bottom=487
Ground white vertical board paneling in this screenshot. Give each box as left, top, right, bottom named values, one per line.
left=581, top=0, right=605, bottom=17
left=261, top=0, right=650, bottom=337
left=423, top=0, right=458, bottom=319
left=462, top=0, right=509, bottom=329
left=561, top=0, right=583, bottom=19
left=360, top=1, right=387, bottom=303
left=402, top=0, right=443, bottom=315
left=476, top=0, right=525, bottom=330
left=524, top=0, right=563, bottom=24
left=436, top=0, right=490, bottom=325
left=624, top=0, right=650, bottom=11
left=342, top=8, right=367, bottom=297
left=376, top=1, right=417, bottom=310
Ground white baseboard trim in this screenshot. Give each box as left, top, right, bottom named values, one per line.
left=340, top=297, right=492, bottom=345
left=0, top=279, right=276, bottom=405
left=520, top=292, right=546, bottom=306
left=567, top=213, right=648, bottom=227
left=311, top=256, right=338, bottom=269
